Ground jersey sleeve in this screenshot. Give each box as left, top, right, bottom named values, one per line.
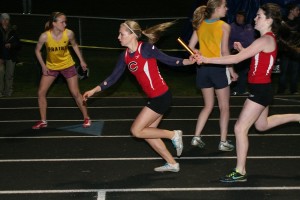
left=99, top=52, right=127, bottom=91
left=142, top=42, right=184, bottom=66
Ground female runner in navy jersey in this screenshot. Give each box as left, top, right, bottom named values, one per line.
left=83, top=20, right=196, bottom=172
left=195, top=3, right=300, bottom=182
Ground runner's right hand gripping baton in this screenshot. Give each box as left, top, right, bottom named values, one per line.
left=177, top=37, right=195, bottom=55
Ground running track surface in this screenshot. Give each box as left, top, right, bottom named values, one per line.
left=0, top=96, right=299, bottom=200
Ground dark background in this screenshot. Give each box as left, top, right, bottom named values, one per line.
left=2, top=0, right=300, bottom=43
left=2, top=0, right=300, bottom=19
left=1, top=0, right=196, bottom=18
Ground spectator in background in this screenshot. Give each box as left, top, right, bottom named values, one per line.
left=22, top=0, right=32, bottom=14
left=277, top=3, right=300, bottom=95
left=229, top=10, right=256, bottom=96
left=0, top=13, right=21, bottom=97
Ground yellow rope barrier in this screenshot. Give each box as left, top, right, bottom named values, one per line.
left=20, top=39, right=184, bottom=52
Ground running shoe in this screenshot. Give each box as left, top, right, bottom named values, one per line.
left=218, top=140, right=234, bottom=151
left=154, top=163, right=180, bottom=172
left=32, top=121, right=47, bottom=129
left=172, top=130, right=183, bottom=157
left=191, top=136, right=205, bottom=148
left=220, top=168, right=247, bottom=182
left=83, top=118, right=92, bottom=128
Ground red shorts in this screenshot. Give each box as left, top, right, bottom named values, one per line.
left=46, top=66, right=77, bottom=79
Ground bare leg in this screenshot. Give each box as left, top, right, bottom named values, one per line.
left=194, top=88, right=215, bottom=136
left=234, top=100, right=266, bottom=175
left=131, top=106, right=177, bottom=164
left=66, top=75, right=89, bottom=119
left=234, top=98, right=300, bottom=175
left=37, top=75, right=56, bottom=121
left=131, top=106, right=174, bottom=139
left=215, top=86, right=230, bottom=141
left=146, top=138, right=177, bottom=164
left=254, top=109, right=300, bottom=131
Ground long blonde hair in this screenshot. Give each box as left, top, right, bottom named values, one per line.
left=192, top=0, right=223, bottom=30
left=122, top=20, right=176, bottom=44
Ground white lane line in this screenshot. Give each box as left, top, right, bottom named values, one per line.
left=2, top=117, right=300, bottom=122
left=0, top=156, right=299, bottom=163
left=0, top=105, right=299, bottom=109
left=0, top=95, right=296, bottom=99
left=1, top=119, right=239, bottom=122
left=274, top=97, right=300, bottom=103
left=0, top=186, right=300, bottom=194
left=0, top=133, right=300, bottom=139
left=97, top=191, right=106, bottom=200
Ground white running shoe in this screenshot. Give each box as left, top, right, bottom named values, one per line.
left=191, top=136, right=205, bottom=148
left=172, top=130, right=183, bottom=157
left=154, top=163, right=180, bottom=172
left=218, top=140, right=234, bottom=151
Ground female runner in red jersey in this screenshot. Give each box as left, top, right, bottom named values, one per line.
left=83, top=20, right=196, bottom=172
left=195, top=3, right=300, bottom=182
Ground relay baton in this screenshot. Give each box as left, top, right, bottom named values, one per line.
left=177, top=37, right=195, bottom=55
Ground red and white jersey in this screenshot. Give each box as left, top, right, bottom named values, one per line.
left=124, top=42, right=168, bottom=98
left=248, top=32, right=277, bottom=84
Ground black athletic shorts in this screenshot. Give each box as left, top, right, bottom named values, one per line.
left=248, top=83, right=273, bottom=107
left=146, top=90, right=172, bottom=114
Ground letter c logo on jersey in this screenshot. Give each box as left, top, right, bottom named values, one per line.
left=128, top=61, right=138, bottom=72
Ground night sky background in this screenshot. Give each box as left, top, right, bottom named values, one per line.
left=1, top=0, right=299, bottom=50
left=1, top=0, right=196, bottom=18
left=2, top=0, right=300, bottom=19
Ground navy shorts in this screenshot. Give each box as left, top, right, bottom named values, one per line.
left=146, top=90, right=172, bottom=114
left=196, top=64, right=230, bottom=89
left=248, top=83, right=273, bottom=107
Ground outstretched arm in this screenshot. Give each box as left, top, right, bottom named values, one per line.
left=83, top=53, right=127, bottom=101
left=83, top=86, right=101, bottom=101
left=200, top=36, right=270, bottom=65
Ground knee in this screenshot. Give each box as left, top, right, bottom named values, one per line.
left=130, top=126, right=143, bottom=138
left=203, top=104, right=214, bottom=112
left=219, top=104, right=229, bottom=113
left=37, top=89, right=46, bottom=98
left=254, top=123, right=267, bottom=132
left=234, top=122, right=246, bottom=135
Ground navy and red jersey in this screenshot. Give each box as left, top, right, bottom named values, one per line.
left=248, top=32, right=277, bottom=84
left=99, top=42, right=184, bottom=98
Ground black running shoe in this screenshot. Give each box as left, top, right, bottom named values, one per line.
left=219, top=169, right=247, bottom=182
